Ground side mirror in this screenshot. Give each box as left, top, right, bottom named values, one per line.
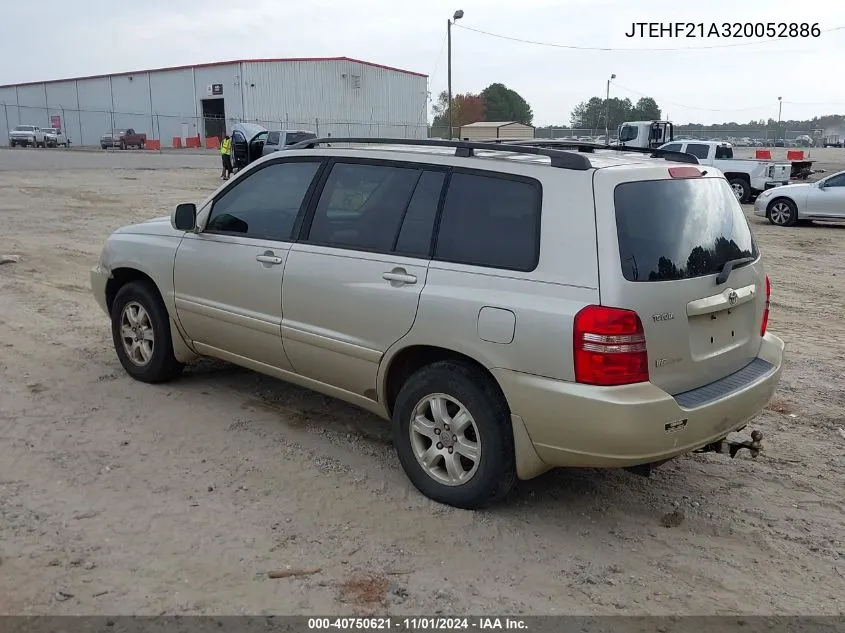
left=172, top=203, right=197, bottom=231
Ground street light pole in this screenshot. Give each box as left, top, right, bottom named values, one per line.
left=605, top=73, right=616, bottom=143
left=447, top=9, right=463, bottom=139
left=777, top=96, right=783, bottom=144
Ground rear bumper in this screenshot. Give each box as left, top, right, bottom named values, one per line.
left=494, top=332, right=785, bottom=471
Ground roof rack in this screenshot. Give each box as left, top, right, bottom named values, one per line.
left=286, top=136, right=593, bottom=171
left=495, top=139, right=700, bottom=165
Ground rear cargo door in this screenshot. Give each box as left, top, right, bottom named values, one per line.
left=592, top=167, right=768, bottom=396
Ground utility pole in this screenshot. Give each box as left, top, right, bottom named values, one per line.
left=777, top=96, right=783, bottom=144
left=605, top=73, right=616, bottom=143
left=447, top=9, right=464, bottom=139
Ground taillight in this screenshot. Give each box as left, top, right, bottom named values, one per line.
left=573, top=305, right=649, bottom=386
left=761, top=275, right=770, bottom=336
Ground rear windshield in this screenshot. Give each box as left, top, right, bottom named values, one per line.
left=284, top=132, right=317, bottom=145
left=715, top=145, right=733, bottom=159
left=614, top=178, right=758, bottom=282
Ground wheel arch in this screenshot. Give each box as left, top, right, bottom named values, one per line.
left=379, top=343, right=549, bottom=481
left=106, top=267, right=199, bottom=363
left=765, top=195, right=797, bottom=215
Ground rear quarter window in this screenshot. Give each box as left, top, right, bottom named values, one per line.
left=434, top=172, right=541, bottom=272
left=614, top=177, right=758, bottom=282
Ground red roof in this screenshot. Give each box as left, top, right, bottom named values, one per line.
left=0, top=56, right=427, bottom=88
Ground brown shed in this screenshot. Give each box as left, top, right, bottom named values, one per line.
left=459, top=121, right=535, bottom=140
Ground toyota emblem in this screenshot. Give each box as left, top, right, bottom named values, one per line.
left=728, top=291, right=738, bottom=306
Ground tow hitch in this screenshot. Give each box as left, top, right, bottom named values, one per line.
left=699, top=429, right=763, bottom=459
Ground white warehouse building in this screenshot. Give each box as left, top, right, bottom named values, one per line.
left=0, top=57, right=429, bottom=147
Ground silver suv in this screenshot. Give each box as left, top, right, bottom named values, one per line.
left=90, top=138, right=785, bottom=509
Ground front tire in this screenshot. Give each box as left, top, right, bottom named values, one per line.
left=768, top=198, right=798, bottom=227
left=110, top=281, right=184, bottom=383
left=393, top=361, right=516, bottom=509
left=729, top=178, right=751, bottom=204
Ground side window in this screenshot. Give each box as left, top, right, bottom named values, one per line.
left=307, top=162, right=422, bottom=253
left=206, top=161, right=321, bottom=240
left=686, top=143, right=711, bottom=160
left=661, top=143, right=683, bottom=153
left=394, top=171, right=445, bottom=257
left=434, top=172, right=541, bottom=272
left=266, top=131, right=280, bottom=146
left=823, top=173, right=845, bottom=187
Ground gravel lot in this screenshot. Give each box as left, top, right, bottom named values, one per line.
left=0, top=148, right=843, bottom=616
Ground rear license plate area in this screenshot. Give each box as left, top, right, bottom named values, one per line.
left=689, top=308, right=749, bottom=359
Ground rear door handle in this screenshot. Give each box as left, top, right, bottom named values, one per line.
left=256, top=253, right=283, bottom=265
left=382, top=270, right=417, bottom=285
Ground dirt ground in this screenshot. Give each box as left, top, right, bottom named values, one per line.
left=0, top=148, right=843, bottom=616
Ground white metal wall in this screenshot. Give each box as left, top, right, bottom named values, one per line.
left=241, top=60, right=428, bottom=138
left=1, top=59, right=427, bottom=146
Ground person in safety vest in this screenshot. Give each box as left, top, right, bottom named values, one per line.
left=220, top=134, right=233, bottom=180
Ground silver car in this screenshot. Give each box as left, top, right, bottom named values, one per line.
left=91, top=138, right=784, bottom=508
left=754, top=169, right=845, bottom=226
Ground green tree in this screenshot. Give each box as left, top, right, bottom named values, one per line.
left=631, top=97, right=661, bottom=121
left=570, top=96, right=634, bottom=130
left=480, top=83, right=533, bottom=124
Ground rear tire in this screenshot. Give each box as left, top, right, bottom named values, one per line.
left=392, top=360, right=516, bottom=509
left=729, top=178, right=751, bottom=204
left=767, top=198, right=798, bottom=227
left=110, top=281, right=184, bottom=383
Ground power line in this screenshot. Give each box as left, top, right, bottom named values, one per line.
left=420, top=32, right=449, bottom=122
left=454, top=23, right=845, bottom=52
left=611, top=82, right=774, bottom=113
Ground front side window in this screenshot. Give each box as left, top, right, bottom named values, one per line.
left=307, top=162, right=424, bottom=253
left=661, top=143, right=682, bottom=153
left=266, top=132, right=280, bottom=146
left=822, top=173, right=845, bottom=187
left=206, top=161, right=321, bottom=240
left=434, top=172, right=541, bottom=272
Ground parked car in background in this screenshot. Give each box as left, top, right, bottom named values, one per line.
left=754, top=169, right=845, bottom=226
left=9, top=125, right=46, bottom=148
left=659, top=140, right=790, bottom=203
left=261, top=129, right=317, bottom=157
left=101, top=129, right=147, bottom=150
left=42, top=128, right=69, bottom=147
left=90, top=137, right=783, bottom=509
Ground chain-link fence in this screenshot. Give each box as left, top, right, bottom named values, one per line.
left=2, top=102, right=825, bottom=148
left=1, top=103, right=428, bottom=148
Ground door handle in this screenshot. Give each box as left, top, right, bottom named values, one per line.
left=256, top=253, right=283, bottom=265
left=382, top=270, right=417, bottom=285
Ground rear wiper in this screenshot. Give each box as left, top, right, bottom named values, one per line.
left=715, top=256, right=755, bottom=285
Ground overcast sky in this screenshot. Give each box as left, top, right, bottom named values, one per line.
left=4, top=0, right=844, bottom=126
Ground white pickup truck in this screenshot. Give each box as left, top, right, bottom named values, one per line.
left=658, top=140, right=791, bottom=203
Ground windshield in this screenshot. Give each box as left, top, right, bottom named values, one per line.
left=614, top=177, right=758, bottom=282
left=618, top=125, right=638, bottom=142
left=285, top=132, right=317, bottom=145
left=14, top=125, right=35, bottom=131
left=43, top=129, right=57, bottom=134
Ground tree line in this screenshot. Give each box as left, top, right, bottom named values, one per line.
left=431, top=86, right=844, bottom=135
left=431, top=83, right=533, bottom=131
